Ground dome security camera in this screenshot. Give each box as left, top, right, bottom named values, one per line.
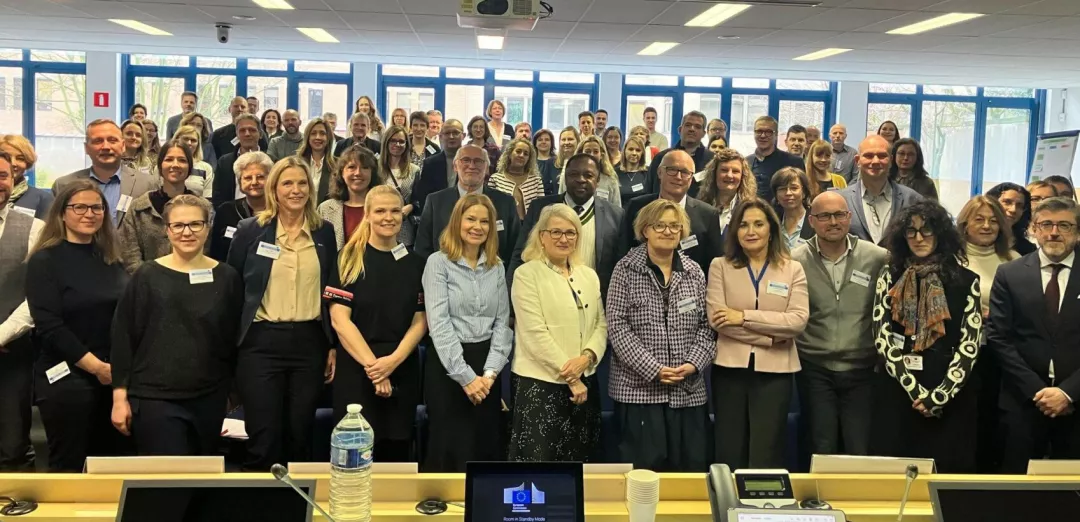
left=216, top=24, right=231, bottom=44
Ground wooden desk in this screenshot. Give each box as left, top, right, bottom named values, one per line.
left=2, top=472, right=1078, bottom=521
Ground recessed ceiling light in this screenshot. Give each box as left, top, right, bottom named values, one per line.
left=233, top=15, right=257, bottom=21
left=887, top=13, right=984, bottom=35
left=793, top=48, right=852, bottom=61
left=686, top=3, right=751, bottom=27
left=477, top=35, right=505, bottom=50
left=253, top=0, right=294, bottom=9
left=109, top=19, right=172, bottom=36
left=297, top=28, right=338, bottom=43
left=638, top=42, right=679, bottom=56
left=716, top=35, right=741, bottom=40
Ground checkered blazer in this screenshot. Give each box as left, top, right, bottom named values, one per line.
left=605, top=245, right=716, bottom=408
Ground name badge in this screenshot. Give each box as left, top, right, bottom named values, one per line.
left=425, top=144, right=436, bottom=155
left=224, top=226, right=236, bottom=239
left=677, top=297, right=698, bottom=314
left=903, top=354, right=924, bottom=371
left=693, top=170, right=707, bottom=183
left=193, top=168, right=207, bottom=179
left=46, top=361, right=71, bottom=384
left=596, top=188, right=610, bottom=199
left=392, top=243, right=408, bottom=261
left=117, top=194, right=133, bottom=213
left=850, top=270, right=872, bottom=288
left=230, top=136, right=240, bottom=146
left=496, top=219, right=505, bottom=232
left=631, top=183, right=644, bottom=193
left=11, top=206, right=35, bottom=217
left=189, top=268, right=214, bottom=285
left=256, top=241, right=281, bottom=259
left=679, top=235, right=699, bottom=250
left=766, top=281, right=790, bottom=297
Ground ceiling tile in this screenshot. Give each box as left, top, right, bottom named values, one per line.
left=404, top=14, right=469, bottom=35
left=790, top=8, right=908, bottom=32
left=1006, top=0, right=1080, bottom=16
left=992, top=17, right=1080, bottom=39
left=723, top=6, right=821, bottom=30
left=264, top=9, right=351, bottom=29
left=922, top=0, right=1039, bottom=14
left=548, top=0, right=591, bottom=22
left=624, top=24, right=709, bottom=42
left=556, top=39, right=621, bottom=53
left=397, top=0, right=459, bottom=16
left=336, top=12, right=411, bottom=31
left=323, top=0, right=401, bottom=14
left=583, top=0, right=671, bottom=24
left=567, top=22, right=639, bottom=41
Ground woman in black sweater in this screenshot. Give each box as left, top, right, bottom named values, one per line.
left=871, top=200, right=983, bottom=473
left=110, top=195, right=243, bottom=456
left=25, top=180, right=131, bottom=471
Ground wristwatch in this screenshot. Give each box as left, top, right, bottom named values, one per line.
left=483, top=370, right=498, bottom=381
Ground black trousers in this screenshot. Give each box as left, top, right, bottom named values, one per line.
left=237, top=321, right=326, bottom=471
left=130, top=388, right=229, bottom=457
left=999, top=389, right=1080, bottom=474
left=0, top=339, right=35, bottom=471
left=712, top=363, right=793, bottom=470
left=35, top=368, right=130, bottom=472
left=794, top=360, right=875, bottom=456
left=613, top=401, right=710, bottom=472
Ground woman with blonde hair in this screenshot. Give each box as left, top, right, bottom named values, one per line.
left=328, top=185, right=427, bottom=461
left=226, top=156, right=338, bottom=470
left=354, top=95, right=385, bottom=140
left=171, top=125, right=216, bottom=196
left=489, top=137, right=545, bottom=219
left=143, top=120, right=161, bottom=158
left=602, top=126, right=623, bottom=166
left=120, top=119, right=154, bottom=173
left=0, top=134, right=53, bottom=218
left=422, top=193, right=512, bottom=471
left=486, top=99, right=514, bottom=147
left=616, top=136, right=649, bottom=207
left=629, top=125, right=658, bottom=165
left=554, top=126, right=579, bottom=171
left=804, top=139, right=848, bottom=197
left=377, top=125, right=419, bottom=246
left=698, top=148, right=758, bottom=233
left=179, top=112, right=216, bottom=165
left=297, top=118, right=336, bottom=204
left=559, top=135, right=622, bottom=210
left=510, top=203, right=606, bottom=461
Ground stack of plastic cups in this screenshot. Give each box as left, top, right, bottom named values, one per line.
left=626, top=469, right=660, bottom=522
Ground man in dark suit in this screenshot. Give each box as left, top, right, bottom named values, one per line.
left=334, top=112, right=380, bottom=157
left=838, top=135, right=922, bottom=245
left=989, top=197, right=1080, bottom=473
left=620, top=149, right=723, bottom=274
left=415, top=143, right=519, bottom=265
left=211, top=114, right=268, bottom=210
left=644, top=110, right=714, bottom=198
left=411, top=119, right=464, bottom=216
left=210, top=96, right=250, bottom=160
left=509, top=153, right=623, bottom=298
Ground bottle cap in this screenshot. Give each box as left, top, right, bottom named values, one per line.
left=347, top=404, right=362, bottom=414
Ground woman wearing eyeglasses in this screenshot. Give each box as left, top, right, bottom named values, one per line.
left=606, top=199, right=715, bottom=471
left=872, top=200, right=982, bottom=473
left=26, top=181, right=131, bottom=471
left=110, top=195, right=242, bottom=456
left=118, top=142, right=196, bottom=274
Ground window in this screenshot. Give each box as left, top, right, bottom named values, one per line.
left=867, top=103, right=913, bottom=140
left=543, top=93, right=590, bottom=131
left=776, top=79, right=828, bottom=91
left=196, top=74, right=237, bottom=129
left=131, top=54, right=189, bottom=67
left=733, top=78, right=769, bottom=89
left=248, top=58, right=287, bottom=71
left=134, top=76, right=185, bottom=125
left=34, top=73, right=87, bottom=188
left=446, top=67, right=484, bottom=79
left=445, top=85, right=485, bottom=125
left=295, top=61, right=351, bottom=74
left=0, top=49, right=21, bottom=60
left=778, top=100, right=824, bottom=151
left=730, top=94, right=769, bottom=154
left=685, top=76, right=723, bottom=88
left=684, top=93, right=722, bottom=120
left=924, top=85, right=977, bottom=96
left=626, top=95, right=673, bottom=143
left=982, top=107, right=1032, bottom=193
left=870, top=83, right=916, bottom=94
left=31, top=50, right=85, bottom=63
left=494, top=86, right=532, bottom=124
left=299, top=82, right=349, bottom=125
left=626, top=75, right=678, bottom=87
left=196, top=57, right=236, bottom=69
left=495, top=70, right=532, bottom=82
left=984, top=87, right=1035, bottom=98
left=382, top=64, right=439, bottom=77
left=540, top=71, right=594, bottom=84
left=385, top=86, right=435, bottom=119
left=921, top=100, right=976, bottom=215
left=248, top=77, right=289, bottom=111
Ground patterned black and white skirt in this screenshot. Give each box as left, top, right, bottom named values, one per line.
left=508, top=373, right=601, bottom=462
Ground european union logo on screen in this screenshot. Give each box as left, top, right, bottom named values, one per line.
left=503, top=482, right=546, bottom=513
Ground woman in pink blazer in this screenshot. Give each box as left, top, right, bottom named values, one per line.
left=707, top=198, right=809, bottom=470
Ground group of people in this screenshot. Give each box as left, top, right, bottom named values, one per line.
left=1, top=91, right=1079, bottom=478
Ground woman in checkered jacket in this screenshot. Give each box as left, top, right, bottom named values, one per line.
left=605, top=199, right=716, bottom=472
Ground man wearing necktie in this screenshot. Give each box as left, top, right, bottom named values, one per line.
left=989, top=196, right=1080, bottom=473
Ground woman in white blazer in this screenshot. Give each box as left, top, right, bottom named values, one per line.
left=510, top=203, right=607, bottom=462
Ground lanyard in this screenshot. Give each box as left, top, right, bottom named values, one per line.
left=747, top=260, right=770, bottom=307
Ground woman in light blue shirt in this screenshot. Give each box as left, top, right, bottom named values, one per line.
left=422, top=193, right=512, bottom=472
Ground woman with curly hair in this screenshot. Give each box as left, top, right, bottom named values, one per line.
left=889, top=138, right=938, bottom=200
left=558, top=135, right=622, bottom=210
left=488, top=137, right=544, bottom=220
left=986, top=182, right=1035, bottom=255
left=871, top=200, right=983, bottom=473
left=697, top=148, right=758, bottom=234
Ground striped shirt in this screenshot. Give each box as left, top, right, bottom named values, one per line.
left=487, top=171, right=545, bottom=219
left=422, top=251, right=513, bottom=386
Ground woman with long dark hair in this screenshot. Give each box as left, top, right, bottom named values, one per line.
left=533, top=129, right=558, bottom=196
left=872, top=200, right=982, bottom=473
left=889, top=138, right=938, bottom=200
left=769, top=167, right=815, bottom=250
left=378, top=125, right=420, bottom=246
left=877, top=120, right=900, bottom=149
left=262, top=109, right=283, bottom=141
left=986, top=182, right=1035, bottom=255
left=467, top=115, right=500, bottom=175
left=354, top=96, right=385, bottom=140
left=297, top=118, right=336, bottom=204
left=118, top=141, right=195, bottom=273
left=603, top=126, right=623, bottom=166
left=318, top=145, right=384, bottom=251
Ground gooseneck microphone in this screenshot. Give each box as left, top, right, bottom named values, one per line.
left=271, top=463, right=337, bottom=522
left=896, top=464, right=919, bottom=522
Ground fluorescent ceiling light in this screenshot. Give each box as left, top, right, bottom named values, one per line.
left=638, top=42, right=679, bottom=56
left=793, top=48, right=851, bottom=61
left=477, top=35, right=505, bottom=50
left=887, top=13, right=984, bottom=35
left=109, top=20, right=172, bottom=36
left=686, top=3, right=751, bottom=27
left=253, top=0, right=294, bottom=9
left=297, top=28, right=338, bottom=43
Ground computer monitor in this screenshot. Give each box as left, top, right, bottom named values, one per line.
left=465, top=462, right=584, bottom=522
left=116, top=478, right=316, bottom=522
left=929, top=480, right=1080, bottom=522
left=727, top=508, right=846, bottom=522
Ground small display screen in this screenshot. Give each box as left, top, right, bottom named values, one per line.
left=743, top=479, right=785, bottom=492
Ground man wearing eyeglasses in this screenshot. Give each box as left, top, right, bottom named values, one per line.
left=830, top=124, right=860, bottom=182
left=838, top=135, right=922, bottom=245
left=620, top=150, right=723, bottom=276
left=645, top=111, right=715, bottom=198
left=747, top=116, right=804, bottom=203
left=412, top=119, right=466, bottom=217
left=990, top=196, right=1080, bottom=473
left=791, top=191, right=887, bottom=457
left=0, top=151, right=44, bottom=471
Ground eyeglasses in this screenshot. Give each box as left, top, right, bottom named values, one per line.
left=811, top=211, right=850, bottom=222
left=1036, top=221, right=1077, bottom=233
left=457, top=157, right=487, bottom=167
left=167, top=220, right=207, bottom=234
left=650, top=223, right=683, bottom=233
left=66, top=203, right=105, bottom=215
left=542, top=229, right=578, bottom=240
left=661, top=166, right=693, bottom=178
left=754, top=129, right=776, bottom=136
left=241, top=174, right=268, bottom=183
left=904, top=227, right=935, bottom=239
left=389, top=139, right=407, bottom=146
left=441, top=130, right=463, bottom=138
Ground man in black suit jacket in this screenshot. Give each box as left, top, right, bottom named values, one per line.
left=989, top=197, right=1080, bottom=473
left=211, top=115, right=268, bottom=209
left=411, top=119, right=464, bottom=216
left=509, top=153, right=623, bottom=298
left=210, top=96, right=250, bottom=160
left=415, top=144, right=519, bottom=265
left=644, top=111, right=714, bottom=198
left=620, top=149, right=724, bottom=274
left=334, top=112, right=380, bottom=157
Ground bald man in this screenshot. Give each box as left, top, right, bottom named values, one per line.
left=792, top=190, right=889, bottom=456
left=619, top=149, right=724, bottom=275
left=829, top=124, right=860, bottom=182
left=211, top=96, right=250, bottom=159
left=837, top=135, right=923, bottom=244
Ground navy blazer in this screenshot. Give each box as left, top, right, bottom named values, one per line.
left=838, top=179, right=924, bottom=244
left=411, top=151, right=451, bottom=214
left=225, top=216, right=338, bottom=346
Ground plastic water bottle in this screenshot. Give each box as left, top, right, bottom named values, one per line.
left=330, top=403, right=374, bottom=521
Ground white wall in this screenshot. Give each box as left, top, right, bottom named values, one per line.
left=835, top=81, right=869, bottom=138
left=84, top=51, right=121, bottom=123
left=597, top=72, right=622, bottom=131
left=1041, top=88, right=1080, bottom=182
left=352, top=62, right=378, bottom=110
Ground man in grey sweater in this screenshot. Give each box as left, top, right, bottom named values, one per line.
left=267, top=109, right=304, bottom=162
left=791, top=190, right=888, bottom=456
